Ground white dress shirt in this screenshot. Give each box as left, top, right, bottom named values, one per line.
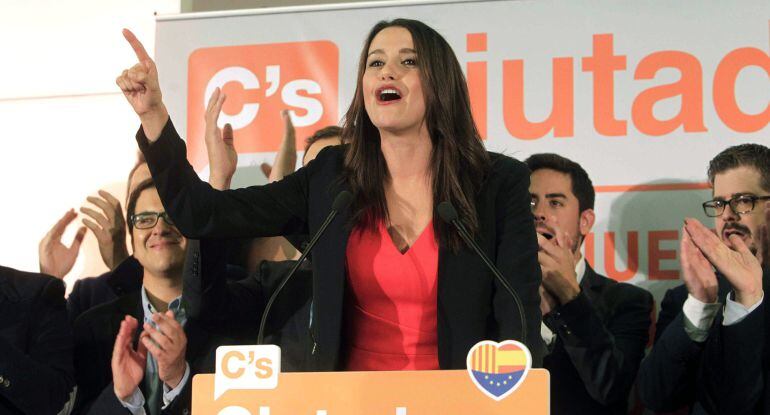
left=682, top=290, right=764, bottom=342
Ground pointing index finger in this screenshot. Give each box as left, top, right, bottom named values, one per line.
left=123, top=28, right=151, bottom=63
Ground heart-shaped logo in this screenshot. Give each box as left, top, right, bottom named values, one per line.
left=466, top=340, right=532, bottom=401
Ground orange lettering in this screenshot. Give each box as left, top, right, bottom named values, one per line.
left=222, top=351, right=246, bottom=379
left=582, top=34, right=627, bottom=136
left=603, top=231, right=638, bottom=281
left=648, top=230, right=680, bottom=280
left=713, top=47, right=770, bottom=133
left=255, top=358, right=273, bottom=379
left=632, top=51, right=707, bottom=136
left=468, top=61, right=488, bottom=139
left=502, top=57, right=574, bottom=139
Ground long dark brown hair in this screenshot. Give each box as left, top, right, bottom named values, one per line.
left=342, top=19, right=490, bottom=251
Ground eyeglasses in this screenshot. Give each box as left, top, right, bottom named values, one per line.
left=129, top=211, right=175, bottom=229
left=702, top=195, right=770, bottom=218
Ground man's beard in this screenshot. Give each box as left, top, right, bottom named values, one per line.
left=721, top=222, right=757, bottom=255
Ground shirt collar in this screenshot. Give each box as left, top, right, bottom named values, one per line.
left=140, top=285, right=185, bottom=325
left=575, top=257, right=587, bottom=285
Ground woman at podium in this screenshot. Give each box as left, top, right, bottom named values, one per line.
left=117, top=18, right=545, bottom=371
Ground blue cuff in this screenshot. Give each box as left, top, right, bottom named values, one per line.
left=162, top=362, right=190, bottom=408
left=118, top=387, right=146, bottom=415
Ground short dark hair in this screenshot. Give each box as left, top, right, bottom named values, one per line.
left=525, top=153, right=595, bottom=212
left=304, top=126, right=343, bottom=153
left=707, top=144, right=770, bottom=192
left=302, top=126, right=343, bottom=163
left=125, top=152, right=147, bottom=203
left=126, top=178, right=155, bottom=234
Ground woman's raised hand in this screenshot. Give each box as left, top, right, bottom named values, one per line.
left=117, top=29, right=168, bottom=141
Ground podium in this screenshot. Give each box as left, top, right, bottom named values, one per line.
left=192, top=369, right=550, bottom=414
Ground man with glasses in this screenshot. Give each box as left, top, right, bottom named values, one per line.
left=72, top=179, right=239, bottom=415
left=638, top=143, right=770, bottom=414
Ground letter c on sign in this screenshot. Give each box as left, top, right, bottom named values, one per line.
left=205, top=67, right=261, bottom=130
left=221, top=350, right=246, bottom=379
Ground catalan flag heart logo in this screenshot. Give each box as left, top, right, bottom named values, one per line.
left=466, top=340, right=532, bottom=401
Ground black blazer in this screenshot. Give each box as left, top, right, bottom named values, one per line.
left=183, top=239, right=314, bottom=372
left=698, top=267, right=770, bottom=415
left=66, top=256, right=142, bottom=323
left=72, top=290, right=233, bottom=415
left=636, top=275, right=733, bottom=414
left=138, top=120, right=545, bottom=370
left=544, top=263, right=653, bottom=415
left=0, top=266, right=75, bottom=414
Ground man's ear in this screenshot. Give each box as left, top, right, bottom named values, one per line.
left=579, top=209, right=596, bottom=238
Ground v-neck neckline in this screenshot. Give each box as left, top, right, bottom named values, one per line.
left=381, top=220, right=433, bottom=255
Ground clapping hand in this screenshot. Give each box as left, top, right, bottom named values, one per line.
left=141, top=310, right=188, bottom=389
left=537, top=226, right=581, bottom=306
left=204, top=88, right=237, bottom=190
left=80, top=190, right=129, bottom=270
left=684, top=217, right=763, bottom=307
left=679, top=223, right=719, bottom=303
left=39, top=210, right=87, bottom=279
left=759, top=202, right=770, bottom=268
left=268, top=110, right=298, bottom=183
left=112, top=316, right=148, bottom=401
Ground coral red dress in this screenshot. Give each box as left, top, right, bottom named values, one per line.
left=344, top=220, right=440, bottom=371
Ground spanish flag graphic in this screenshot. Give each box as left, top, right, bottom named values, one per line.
left=468, top=342, right=530, bottom=399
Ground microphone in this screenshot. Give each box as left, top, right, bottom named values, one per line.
left=437, top=201, right=528, bottom=345
left=257, top=190, right=353, bottom=345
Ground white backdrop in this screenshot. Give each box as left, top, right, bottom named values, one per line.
left=155, top=0, right=770, bottom=304
left=0, top=0, right=180, bottom=290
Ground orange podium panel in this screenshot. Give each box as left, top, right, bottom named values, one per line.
left=192, top=368, right=550, bottom=414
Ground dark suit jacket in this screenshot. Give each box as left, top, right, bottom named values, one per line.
left=72, top=289, right=235, bottom=415
left=138, top=119, right=545, bottom=370
left=66, top=256, right=142, bottom=324
left=543, top=263, right=653, bottom=415
left=698, top=267, right=770, bottom=415
left=0, top=266, right=74, bottom=414
left=183, top=239, right=313, bottom=372
left=637, top=275, right=735, bottom=414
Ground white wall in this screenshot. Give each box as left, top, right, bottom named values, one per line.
left=0, top=0, right=180, bottom=288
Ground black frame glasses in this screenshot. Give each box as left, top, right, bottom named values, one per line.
left=702, top=195, right=770, bottom=218
left=129, top=211, right=175, bottom=229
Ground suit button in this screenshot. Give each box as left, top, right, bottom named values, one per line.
left=0, top=376, right=4, bottom=383
left=3, top=379, right=9, bottom=387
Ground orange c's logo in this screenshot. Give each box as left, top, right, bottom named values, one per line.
left=187, top=41, right=339, bottom=171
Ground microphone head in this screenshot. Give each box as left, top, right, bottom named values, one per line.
left=437, top=201, right=459, bottom=223
left=332, top=190, right=354, bottom=211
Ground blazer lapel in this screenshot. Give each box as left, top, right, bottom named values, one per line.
left=104, top=257, right=143, bottom=297
left=311, top=179, right=352, bottom=371
left=579, top=263, right=607, bottom=303
left=0, top=275, right=22, bottom=335
left=110, top=291, right=144, bottom=346
left=183, top=319, right=213, bottom=370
